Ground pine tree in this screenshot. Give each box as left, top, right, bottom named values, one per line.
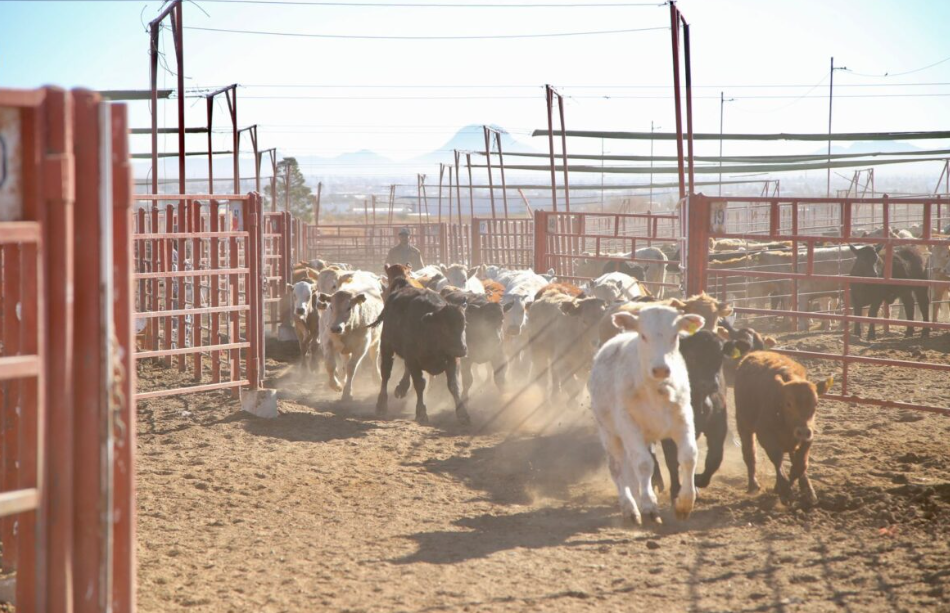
left=269, top=157, right=314, bottom=221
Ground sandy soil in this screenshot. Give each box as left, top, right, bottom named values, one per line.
left=135, top=336, right=950, bottom=612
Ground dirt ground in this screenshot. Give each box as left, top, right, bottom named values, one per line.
left=136, top=335, right=950, bottom=613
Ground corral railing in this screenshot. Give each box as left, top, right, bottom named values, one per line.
left=263, top=211, right=292, bottom=335
left=133, top=192, right=265, bottom=399
left=533, top=209, right=684, bottom=296
left=1, top=87, right=136, bottom=611
left=306, top=222, right=447, bottom=271
left=471, top=217, right=535, bottom=269
left=689, top=194, right=950, bottom=415
left=446, top=222, right=471, bottom=265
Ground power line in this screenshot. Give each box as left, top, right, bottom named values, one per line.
left=190, top=0, right=663, bottom=6
left=233, top=93, right=950, bottom=100
left=183, top=24, right=669, bottom=40
left=844, top=53, right=950, bottom=78
left=231, top=81, right=950, bottom=89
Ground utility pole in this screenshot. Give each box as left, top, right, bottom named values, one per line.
left=827, top=56, right=848, bottom=197
left=719, top=92, right=734, bottom=196
left=284, top=162, right=291, bottom=212
left=649, top=121, right=660, bottom=206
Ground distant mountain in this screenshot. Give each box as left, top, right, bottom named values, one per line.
left=410, top=124, right=538, bottom=166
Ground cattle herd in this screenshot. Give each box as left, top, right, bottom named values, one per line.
left=276, top=243, right=886, bottom=525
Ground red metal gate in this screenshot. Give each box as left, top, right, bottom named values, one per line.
left=690, top=194, right=950, bottom=414
left=471, top=217, right=535, bottom=269
left=133, top=193, right=264, bottom=399
left=306, top=222, right=447, bottom=271
left=263, top=211, right=292, bottom=335
left=533, top=209, right=683, bottom=296
left=0, top=87, right=136, bottom=611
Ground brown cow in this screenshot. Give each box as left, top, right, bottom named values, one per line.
left=534, top=282, right=585, bottom=301
left=482, top=279, right=504, bottom=304
left=383, top=263, right=423, bottom=299
left=735, top=351, right=832, bottom=506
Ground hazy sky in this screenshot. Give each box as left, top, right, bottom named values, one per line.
left=2, top=0, right=949, bottom=185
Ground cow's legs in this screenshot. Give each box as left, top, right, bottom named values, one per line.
left=614, top=416, right=660, bottom=522
left=341, top=341, right=369, bottom=402
left=695, top=408, right=728, bottom=489
left=491, top=349, right=507, bottom=392
left=460, top=358, right=475, bottom=399
left=394, top=362, right=411, bottom=399
left=408, top=362, right=428, bottom=424
left=913, top=286, right=930, bottom=337
left=368, top=341, right=381, bottom=381
left=764, top=444, right=792, bottom=504
left=660, top=439, right=680, bottom=502
left=672, top=424, right=699, bottom=520
left=650, top=446, right=665, bottom=493
left=599, top=430, right=640, bottom=524
left=788, top=441, right=816, bottom=506
left=866, top=299, right=884, bottom=340
left=325, top=346, right=342, bottom=391
left=739, top=425, right=760, bottom=493
left=898, top=291, right=916, bottom=337
left=375, top=342, right=394, bottom=416
left=445, top=358, right=470, bottom=426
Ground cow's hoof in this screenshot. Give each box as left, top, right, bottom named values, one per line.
left=621, top=509, right=642, bottom=526
left=644, top=510, right=663, bottom=525
left=375, top=400, right=388, bottom=416
left=747, top=481, right=761, bottom=494
left=802, top=489, right=818, bottom=507
left=456, top=409, right=471, bottom=427
left=674, top=499, right=694, bottom=521
left=329, top=380, right=343, bottom=392
left=695, top=473, right=712, bottom=488
left=394, top=384, right=410, bottom=399
left=415, top=409, right=429, bottom=424
left=341, top=392, right=353, bottom=403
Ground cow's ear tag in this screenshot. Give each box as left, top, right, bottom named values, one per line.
left=730, top=347, right=742, bottom=359
left=825, top=376, right=834, bottom=389
left=684, top=319, right=700, bottom=335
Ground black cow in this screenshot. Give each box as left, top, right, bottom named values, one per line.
left=375, top=285, right=470, bottom=425
left=441, top=289, right=509, bottom=397
left=718, top=318, right=770, bottom=387
left=849, top=244, right=930, bottom=340
left=654, top=330, right=751, bottom=499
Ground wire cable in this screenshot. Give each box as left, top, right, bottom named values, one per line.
left=844, top=53, right=950, bottom=78
left=189, top=0, right=664, bottom=6
left=183, top=24, right=669, bottom=40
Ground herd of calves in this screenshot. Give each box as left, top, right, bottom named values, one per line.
left=287, top=259, right=835, bottom=524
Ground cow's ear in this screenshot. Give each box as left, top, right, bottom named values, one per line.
left=612, top=312, right=638, bottom=332
left=352, top=293, right=367, bottom=305
left=384, top=262, right=391, bottom=272
left=716, top=326, right=731, bottom=341
left=467, top=267, right=478, bottom=279
left=816, top=375, right=834, bottom=396
left=849, top=244, right=858, bottom=255
left=560, top=301, right=580, bottom=316
left=318, top=293, right=331, bottom=303
left=718, top=302, right=734, bottom=317
left=439, top=264, right=448, bottom=274
left=503, top=301, right=515, bottom=313
left=668, top=298, right=687, bottom=311
left=310, top=293, right=320, bottom=309
left=287, top=283, right=295, bottom=292
left=763, top=335, right=778, bottom=348
left=677, top=314, right=704, bottom=335
left=874, top=243, right=885, bottom=253
left=317, top=302, right=328, bottom=311
left=421, top=312, right=436, bottom=324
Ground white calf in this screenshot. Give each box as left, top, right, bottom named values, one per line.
left=588, top=305, right=704, bottom=524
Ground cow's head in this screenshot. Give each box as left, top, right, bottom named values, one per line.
left=445, top=264, right=469, bottom=288
left=775, top=374, right=832, bottom=445
left=502, top=295, right=528, bottom=337
left=849, top=244, right=883, bottom=277
left=612, top=305, right=704, bottom=382
left=679, top=330, right=750, bottom=399
left=385, top=262, right=413, bottom=281
left=325, top=291, right=368, bottom=335
left=317, top=267, right=344, bottom=295
left=288, top=280, right=317, bottom=320
left=560, top=297, right=608, bottom=349
left=680, top=292, right=732, bottom=332
left=422, top=301, right=468, bottom=358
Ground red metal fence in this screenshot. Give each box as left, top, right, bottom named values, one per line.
left=471, top=217, right=535, bottom=269
left=263, top=211, right=293, bottom=335
left=133, top=193, right=265, bottom=399
left=689, top=194, right=950, bottom=415
left=533, top=209, right=684, bottom=296
left=0, top=87, right=136, bottom=611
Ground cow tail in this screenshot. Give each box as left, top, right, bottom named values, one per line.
left=369, top=308, right=385, bottom=329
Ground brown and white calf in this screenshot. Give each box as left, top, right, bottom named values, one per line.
left=288, top=280, right=321, bottom=370
left=735, top=351, right=832, bottom=506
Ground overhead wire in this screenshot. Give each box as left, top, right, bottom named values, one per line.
left=182, top=24, right=669, bottom=40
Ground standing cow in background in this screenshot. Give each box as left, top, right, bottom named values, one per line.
left=849, top=244, right=930, bottom=340
left=735, top=351, right=832, bottom=505
left=588, top=305, right=704, bottom=524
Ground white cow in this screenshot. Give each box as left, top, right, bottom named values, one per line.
left=587, top=272, right=647, bottom=302
left=288, top=280, right=321, bottom=370
left=444, top=264, right=486, bottom=294
left=500, top=269, right=552, bottom=337
left=588, top=305, right=704, bottom=524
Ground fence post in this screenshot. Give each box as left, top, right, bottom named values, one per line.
left=471, top=219, right=481, bottom=267
left=686, top=195, right=710, bottom=297
left=534, top=209, right=549, bottom=273
left=245, top=193, right=263, bottom=391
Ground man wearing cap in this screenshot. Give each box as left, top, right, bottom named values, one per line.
left=386, top=227, right=424, bottom=271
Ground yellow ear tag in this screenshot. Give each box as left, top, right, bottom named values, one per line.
left=825, top=376, right=834, bottom=389
left=684, top=319, right=700, bottom=335
left=730, top=347, right=741, bottom=360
